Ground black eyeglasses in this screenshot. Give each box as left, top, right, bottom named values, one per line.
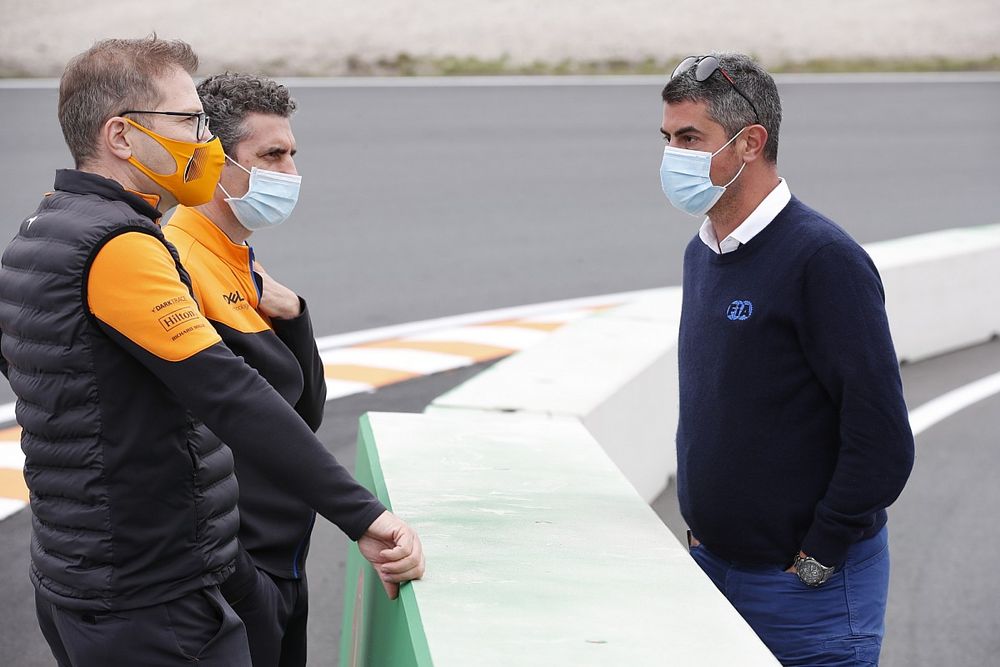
left=120, top=110, right=211, bottom=141
left=671, top=55, right=761, bottom=125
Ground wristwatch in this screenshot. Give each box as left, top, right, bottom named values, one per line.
left=794, top=553, right=835, bottom=587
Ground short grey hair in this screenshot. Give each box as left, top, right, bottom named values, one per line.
left=197, top=73, right=297, bottom=156
left=58, top=36, right=199, bottom=167
left=661, top=53, right=782, bottom=163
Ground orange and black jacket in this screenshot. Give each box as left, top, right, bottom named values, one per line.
left=165, top=206, right=325, bottom=579
left=0, top=170, right=383, bottom=611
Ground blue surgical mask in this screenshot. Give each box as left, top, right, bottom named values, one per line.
left=660, top=128, right=747, bottom=217
left=220, top=157, right=301, bottom=231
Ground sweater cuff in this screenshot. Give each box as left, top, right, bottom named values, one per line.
left=270, top=297, right=310, bottom=335
left=347, top=500, right=388, bottom=542
left=801, top=521, right=855, bottom=569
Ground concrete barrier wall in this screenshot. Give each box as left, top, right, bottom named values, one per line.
left=429, top=288, right=682, bottom=502
left=340, top=411, right=779, bottom=666
left=866, top=223, right=1000, bottom=362
left=427, top=223, right=1000, bottom=502
left=339, top=415, right=432, bottom=667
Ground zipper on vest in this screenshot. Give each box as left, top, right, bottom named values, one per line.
left=247, top=246, right=263, bottom=302
left=291, top=511, right=317, bottom=578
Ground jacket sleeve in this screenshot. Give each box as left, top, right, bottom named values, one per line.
left=271, top=297, right=327, bottom=432
left=87, top=231, right=384, bottom=540
left=798, top=241, right=915, bottom=567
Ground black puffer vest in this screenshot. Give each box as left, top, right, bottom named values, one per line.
left=0, top=170, right=239, bottom=611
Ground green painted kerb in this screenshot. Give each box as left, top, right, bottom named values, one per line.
left=338, top=414, right=434, bottom=667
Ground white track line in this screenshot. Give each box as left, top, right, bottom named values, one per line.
left=404, top=325, right=549, bottom=349
left=521, top=311, right=595, bottom=324
left=322, top=347, right=474, bottom=374
left=280, top=72, right=1000, bottom=87
left=3, top=73, right=998, bottom=90
left=324, top=379, right=376, bottom=400
left=0, top=442, right=25, bottom=522
left=0, top=442, right=25, bottom=469
left=0, top=499, right=25, bottom=521
left=314, top=288, right=658, bottom=351
left=0, top=293, right=630, bottom=425
left=908, top=370, right=1000, bottom=437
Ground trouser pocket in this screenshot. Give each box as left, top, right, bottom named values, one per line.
left=166, top=585, right=248, bottom=662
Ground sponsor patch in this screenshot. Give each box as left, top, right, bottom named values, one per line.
left=159, top=307, right=200, bottom=331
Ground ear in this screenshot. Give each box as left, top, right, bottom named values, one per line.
left=742, top=124, right=769, bottom=163
left=104, top=117, right=134, bottom=161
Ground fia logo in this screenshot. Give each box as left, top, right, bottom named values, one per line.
left=223, top=291, right=245, bottom=305
left=726, top=300, right=753, bottom=321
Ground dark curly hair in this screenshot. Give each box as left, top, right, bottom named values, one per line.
left=197, top=72, right=297, bottom=155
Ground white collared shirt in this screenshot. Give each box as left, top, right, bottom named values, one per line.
left=698, top=178, right=791, bottom=254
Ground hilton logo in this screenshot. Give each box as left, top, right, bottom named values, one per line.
left=158, top=307, right=198, bottom=331
left=224, top=291, right=245, bottom=305
left=726, top=300, right=753, bottom=321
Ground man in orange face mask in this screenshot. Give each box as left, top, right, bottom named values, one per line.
left=0, top=37, right=423, bottom=667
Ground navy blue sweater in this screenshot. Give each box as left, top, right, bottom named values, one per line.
left=677, top=196, right=914, bottom=568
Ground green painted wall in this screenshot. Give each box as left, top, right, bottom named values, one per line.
left=340, top=410, right=779, bottom=666
left=338, top=415, right=433, bottom=667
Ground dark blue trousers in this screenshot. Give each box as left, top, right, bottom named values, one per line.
left=228, top=566, right=309, bottom=667
left=691, top=527, right=890, bottom=666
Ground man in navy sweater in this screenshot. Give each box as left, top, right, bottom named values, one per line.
left=660, top=53, right=914, bottom=665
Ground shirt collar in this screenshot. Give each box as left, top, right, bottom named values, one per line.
left=698, top=178, right=791, bottom=254
left=167, top=205, right=253, bottom=271
left=124, top=188, right=162, bottom=211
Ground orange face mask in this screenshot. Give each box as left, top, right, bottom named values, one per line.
left=124, top=118, right=225, bottom=206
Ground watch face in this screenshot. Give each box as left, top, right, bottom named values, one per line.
left=796, top=557, right=832, bottom=586
left=799, top=561, right=821, bottom=585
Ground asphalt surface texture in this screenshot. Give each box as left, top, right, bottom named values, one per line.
left=0, top=77, right=998, bottom=664
left=1, top=77, right=998, bottom=339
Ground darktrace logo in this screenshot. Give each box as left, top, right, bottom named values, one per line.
left=726, top=300, right=753, bottom=321
left=223, top=291, right=245, bottom=305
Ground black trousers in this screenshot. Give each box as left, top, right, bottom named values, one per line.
left=228, top=567, right=308, bottom=667
left=35, top=585, right=251, bottom=666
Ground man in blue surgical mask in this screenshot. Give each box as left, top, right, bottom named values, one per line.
left=662, top=53, right=914, bottom=666
left=164, top=73, right=358, bottom=667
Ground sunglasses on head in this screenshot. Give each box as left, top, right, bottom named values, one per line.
left=671, top=55, right=761, bottom=125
